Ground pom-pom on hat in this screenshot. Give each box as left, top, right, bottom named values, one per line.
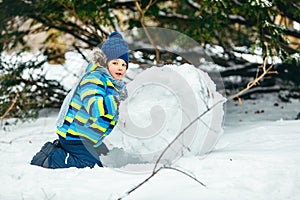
left=101, top=32, right=129, bottom=68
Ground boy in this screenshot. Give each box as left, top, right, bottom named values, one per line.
left=31, top=32, right=129, bottom=168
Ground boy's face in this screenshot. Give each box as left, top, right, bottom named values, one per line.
left=107, top=59, right=127, bottom=80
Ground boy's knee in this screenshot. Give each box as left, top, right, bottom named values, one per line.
left=46, top=147, right=68, bottom=169
left=31, top=141, right=59, bottom=168
left=31, top=139, right=102, bottom=169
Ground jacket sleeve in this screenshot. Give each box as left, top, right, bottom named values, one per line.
left=78, top=72, right=119, bottom=120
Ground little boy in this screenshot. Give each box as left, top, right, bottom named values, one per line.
left=31, top=32, right=129, bottom=168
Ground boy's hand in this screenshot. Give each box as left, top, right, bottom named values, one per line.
left=95, top=142, right=109, bottom=156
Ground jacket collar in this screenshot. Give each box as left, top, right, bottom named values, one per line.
left=85, top=62, right=126, bottom=91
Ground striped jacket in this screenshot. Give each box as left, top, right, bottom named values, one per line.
left=56, top=62, right=125, bottom=147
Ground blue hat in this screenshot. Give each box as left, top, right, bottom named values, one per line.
left=101, top=32, right=129, bottom=68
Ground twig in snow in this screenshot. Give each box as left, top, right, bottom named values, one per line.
left=118, top=99, right=224, bottom=199
left=41, top=188, right=56, bottom=200
left=153, top=99, right=226, bottom=173
left=162, top=166, right=206, bottom=187
left=117, top=167, right=163, bottom=200
left=117, top=54, right=276, bottom=200
left=118, top=166, right=206, bottom=200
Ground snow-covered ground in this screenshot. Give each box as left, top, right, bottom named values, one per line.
left=1, top=88, right=300, bottom=199
left=1, top=50, right=300, bottom=199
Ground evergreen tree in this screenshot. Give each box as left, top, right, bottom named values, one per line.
left=0, top=0, right=299, bottom=119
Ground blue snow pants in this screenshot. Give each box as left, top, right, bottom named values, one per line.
left=31, top=137, right=103, bottom=169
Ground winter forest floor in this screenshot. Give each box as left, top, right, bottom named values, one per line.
left=0, top=91, right=299, bottom=200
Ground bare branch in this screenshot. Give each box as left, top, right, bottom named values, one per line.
left=118, top=54, right=277, bottom=200
left=153, top=99, right=225, bottom=173
left=227, top=57, right=277, bottom=101
left=0, top=92, right=19, bottom=120
left=118, top=167, right=163, bottom=200
left=163, top=166, right=206, bottom=187
left=134, top=0, right=160, bottom=64
left=118, top=166, right=206, bottom=200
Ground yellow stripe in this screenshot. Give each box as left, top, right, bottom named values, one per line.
left=75, top=115, right=87, bottom=124
left=110, top=121, right=116, bottom=126
left=70, top=101, right=81, bottom=110
left=90, top=117, right=97, bottom=122
left=65, top=116, right=73, bottom=123
left=87, top=97, right=96, bottom=113
left=81, top=90, right=98, bottom=99
left=97, top=98, right=105, bottom=116
left=56, top=129, right=66, bottom=138
left=90, top=123, right=107, bottom=132
left=112, top=96, right=118, bottom=111
left=106, top=80, right=120, bottom=92
left=80, top=78, right=104, bottom=86
left=104, top=114, right=114, bottom=120
left=90, top=64, right=98, bottom=71
left=107, top=80, right=114, bottom=87
left=67, top=129, right=98, bottom=143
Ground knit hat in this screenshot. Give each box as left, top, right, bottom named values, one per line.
left=101, top=32, right=129, bottom=68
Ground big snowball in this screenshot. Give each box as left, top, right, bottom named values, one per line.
left=102, top=64, right=225, bottom=168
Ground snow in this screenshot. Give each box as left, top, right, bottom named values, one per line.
left=1, top=93, right=299, bottom=200
left=42, top=52, right=87, bottom=90
left=1, top=52, right=300, bottom=199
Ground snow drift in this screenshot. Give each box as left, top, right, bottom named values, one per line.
left=102, top=64, right=225, bottom=168
left=1, top=51, right=300, bottom=199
